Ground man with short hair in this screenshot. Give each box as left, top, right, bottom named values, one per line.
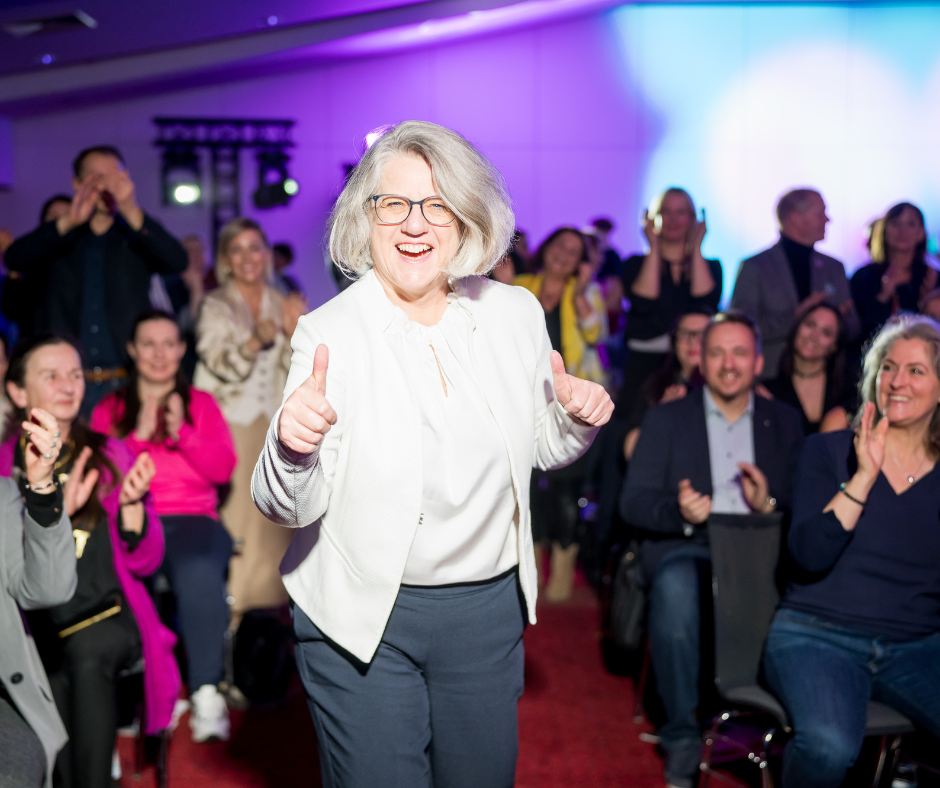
left=5, top=145, right=186, bottom=406
left=621, top=312, right=803, bottom=788
left=731, top=188, right=859, bottom=378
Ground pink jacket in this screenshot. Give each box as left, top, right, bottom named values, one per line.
left=90, top=388, right=236, bottom=518
left=0, top=435, right=181, bottom=734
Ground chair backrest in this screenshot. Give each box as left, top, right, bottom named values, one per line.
left=708, top=512, right=783, bottom=695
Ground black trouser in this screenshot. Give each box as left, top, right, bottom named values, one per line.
left=46, top=607, right=140, bottom=788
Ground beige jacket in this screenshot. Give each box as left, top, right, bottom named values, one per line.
left=194, top=282, right=291, bottom=426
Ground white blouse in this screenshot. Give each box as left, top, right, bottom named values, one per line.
left=386, top=295, right=518, bottom=586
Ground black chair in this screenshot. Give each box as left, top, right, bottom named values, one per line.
left=699, top=513, right=913, bottom=788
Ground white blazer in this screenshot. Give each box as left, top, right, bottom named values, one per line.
left=251, top=270, right=597, bottom=663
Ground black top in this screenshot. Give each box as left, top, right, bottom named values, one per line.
left=4, top=214, right=186, bottom=349
left=544, top=305, right=562, bottom=355
left=766, top=373, right=854, bottom=435
left=780, top=235, right=813, bottom=302
left=783, top=430, right=940, bottom=639
left=850, top=260, right=931, bottom=343
left=620, top=254, right=723, bottom=341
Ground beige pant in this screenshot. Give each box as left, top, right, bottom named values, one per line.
left=222, top=416, right=292, bottom=617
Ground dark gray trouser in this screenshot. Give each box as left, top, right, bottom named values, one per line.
left=0, top=692, right=46, bottom=788
left=293, top=569, right=526, bottom=788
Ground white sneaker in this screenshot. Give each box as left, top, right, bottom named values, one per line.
left=189, top=684, right=230, bottom=742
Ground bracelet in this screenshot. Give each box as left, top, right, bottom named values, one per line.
left=838, top=482, right=866, bottom=507
left=25, top=477, right=57, bottom=492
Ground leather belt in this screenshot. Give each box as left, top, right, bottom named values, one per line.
left=58, top=602, right=122, bottom=638
left=84, top=367, right=128, bottom=384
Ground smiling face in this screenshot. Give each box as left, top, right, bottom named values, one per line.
left=702, top=321, right=764, bottom=403
left=223, top=229, right=269, bottom=286
left=128, top=317, right=185, bottom=386
left=6, top=342, right=84, bottom=427
left=877, top=338, right=940, bottom=430
left=794, top=306, right=840, bottom=363
left=542, top=230, right=584, bottom=279
left=884, top=206, right=925, bottom=257
left=674, top=313, right=710, bottom=375
left=369, top=152, right=459, bottom=310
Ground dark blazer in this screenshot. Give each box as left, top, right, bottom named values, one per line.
left=4, top=215, right=186, bottom=349
left=620, top=387, right=804, bottom=576
left=731, top=240, right=860, bottom=379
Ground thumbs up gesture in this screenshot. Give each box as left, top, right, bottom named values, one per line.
left=277, top=344, right=337, bottom=455
left=550, top=351, right=614, bottom=427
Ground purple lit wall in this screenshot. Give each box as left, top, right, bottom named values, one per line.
left=1, top=4, right=938, bottom=307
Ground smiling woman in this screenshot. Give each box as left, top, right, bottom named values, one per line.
left=762, top=314, right=940, bottom=787
left=251, top=120, right=613, bottom=788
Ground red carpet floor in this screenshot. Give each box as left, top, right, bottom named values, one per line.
left=117, top=585, right=668, bottom=787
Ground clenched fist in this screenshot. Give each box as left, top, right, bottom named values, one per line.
left=277, top=344, right=337, bottom=455
left=550, top=351, right=614, bottom=427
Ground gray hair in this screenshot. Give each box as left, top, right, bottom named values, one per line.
left=855, top=313, right=940, bottom=457
left=776, top=188, right=821, bottom=226
left=328, top=120, right=515, bottom=279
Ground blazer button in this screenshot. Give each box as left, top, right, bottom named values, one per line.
left=10, top=672, right=23, bottom=684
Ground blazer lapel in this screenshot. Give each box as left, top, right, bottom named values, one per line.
left=688, top=389, right=713, bottom=496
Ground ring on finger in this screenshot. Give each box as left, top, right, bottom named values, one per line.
left=42, top=452, right=54, bottom=460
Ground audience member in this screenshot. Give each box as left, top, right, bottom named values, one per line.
left=251, top=119, right=611, bottom=788
left=591, top=216, right=622, bottom=279
left=621, top=312, right=803, bottom=788
left=850, top=201, right=937, bottom=343
left=194, top=218, right=305, bottom=620
left=623, top=309, right=710, bottom=460
left=1, top=335, right=181, bottom=788
left=763, top=314, right=940, bottom=788
left=90, top=310, right=237, bottom=743
left=0, top=406, right=75, bottom=788
left=732, top=188, right=859, bottom=378
left=3, top=147, right=187, bottom=409
left=766, top=302, right=852, bottom=434
left=616, top=188, right=722, bottom=416
left=516, top=226, right=608, bottom=601
left=272, top=242, right=303, bottom=295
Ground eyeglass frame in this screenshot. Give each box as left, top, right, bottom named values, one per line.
left=369, top=194, right=457, bottom=227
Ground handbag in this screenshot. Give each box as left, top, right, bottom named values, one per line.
left=609, top=541, right=646, bottom=651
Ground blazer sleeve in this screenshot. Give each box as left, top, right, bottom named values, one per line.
left=528, top=294, right=599, bottom=471
left=2, top=478, right=77, bottom=610
left=122, top=214, right=188, bottom=275
left=251, top=314, right=342, bottom=527
left=620, top=405, right=685, bottom=534
left=3, top=221, right=74, bottom=273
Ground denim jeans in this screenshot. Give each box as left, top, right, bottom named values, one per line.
left=763, top=607, right=940, bottom=788
left=647, top=543, right=712, bottom=783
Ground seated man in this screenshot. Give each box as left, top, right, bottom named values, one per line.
left=620, top=312, right=803, bottom=788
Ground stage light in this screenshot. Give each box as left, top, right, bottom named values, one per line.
left=252, top=148, right=299, bottom=209
left=161, top=146, right=202, bottom=206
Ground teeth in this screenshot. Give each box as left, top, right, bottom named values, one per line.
left=397, top=243, right=431, bottom=254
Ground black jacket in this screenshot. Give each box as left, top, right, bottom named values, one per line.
left=4, top=215, right=186, bottom=349
left=620, top=387, right=804, bottom=576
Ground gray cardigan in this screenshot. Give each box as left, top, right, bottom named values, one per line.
left=0, top=478, right=76, bottom=787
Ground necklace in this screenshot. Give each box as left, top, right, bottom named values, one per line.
left=889, top=452, right=931, bottom=486
left=428, top=343, right=449, bottom=397
left=793, top=367, right=825, bottom=380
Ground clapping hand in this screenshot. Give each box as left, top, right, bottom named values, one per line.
left=738, top=462, right=774, bottom=513
left=642, top=210, right=658, bottom=248
left=854, top=402, right=888, bottom=484
left=21, top=408, right=64, bottom=491
left=688, top=216, right=707, bottom=251
left=282, top=293, right=308, bottom=339
left=549, top=351, right=613, bottom=427
left=63, top=447, right=100, bottom=517
left=165, top=393, right=184, bottom=441
left=119, top=453, right=155, bottom=535
left=678, top=478, right=711, bottom=525
left=56, top=178, right=101, bottom=236
left=135, top=396, right=160, bottom=441
left=277, top=344, right=336, bottom=456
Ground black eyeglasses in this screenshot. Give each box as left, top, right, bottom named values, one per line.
left=370, top=194, right=457, bottom=226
